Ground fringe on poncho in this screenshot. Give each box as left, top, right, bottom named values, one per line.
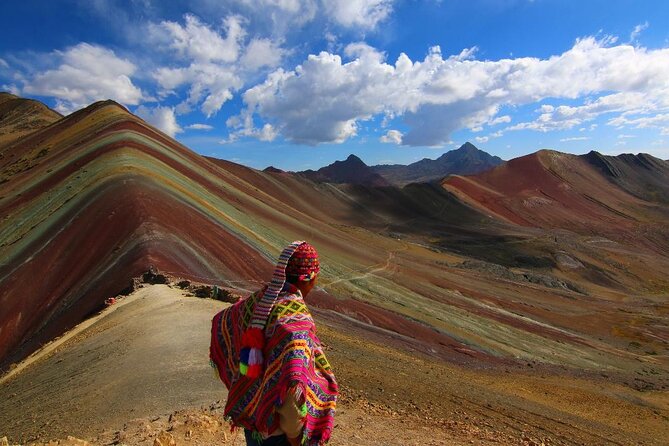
left=210, top=285, right=338, bottom=445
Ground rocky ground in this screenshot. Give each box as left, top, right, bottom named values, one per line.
left=1, top=285, right=668, bottom=446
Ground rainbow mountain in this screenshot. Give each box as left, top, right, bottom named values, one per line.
left=1, top=93, right=668, bottom=390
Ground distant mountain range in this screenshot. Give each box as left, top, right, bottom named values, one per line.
left=298, top=154, right=392, bottom=187
left=295, top=142, right=504, bottom=186
left=372, top=142, right=504, bottom=185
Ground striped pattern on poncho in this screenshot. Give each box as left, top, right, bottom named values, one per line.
left=210, top=284, right=338, bottom=446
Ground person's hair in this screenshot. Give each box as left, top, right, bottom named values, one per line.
left=286, top=274, right=300, bottom=284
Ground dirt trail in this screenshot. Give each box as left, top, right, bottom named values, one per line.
left=324, top=245, right=405, bottom=288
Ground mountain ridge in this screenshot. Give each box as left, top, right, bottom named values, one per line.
left=299, top=153, right=392, bottom=186
left=0, top=92, right=62, bottom=148
left=294, top=142, right=503, bottom=187
left=371, top=142, right=504, bottom=185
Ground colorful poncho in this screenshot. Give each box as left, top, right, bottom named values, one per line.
left=210, top=283, right=338, bottom=445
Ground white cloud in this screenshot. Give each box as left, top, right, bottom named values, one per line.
left=617, top=134, right=635, bottom=139
left=475, top=136, right=489, bottom=143
left=560, top=136, right=591, bottom=142
left=0, top=58, right=8, bottom=69
left=223, top=110, right=279, bottom=142
left=240, top=38, right=286, bottom=70
left=2, top=83, right=20, bottom=95
left=506, top=92, right=650, bottom=132
left=238, top=36, right=669, bottom=146
left=489, top=115, right=511, bottom=125
left=150, top=14, right=246, bottom=63
left=609, top=113, right=669, bottom=135
left=235, top=0, right=318, bottom=30
left=22, top=43, right=143, bottom=114
left=258, top=123, right=278, bottom=141
left=323, top=0, right=393, bottom=29
left=630, top=21, right=649, bottom=42
left=135, top=105, right=182, bottom=137
left=186, top=123, right=214, bottom=130
left=237, top=0, right=393, bottom=30
left=150, top=14, right=287, bottom=118
left=380, top=129, right=403, bottom=144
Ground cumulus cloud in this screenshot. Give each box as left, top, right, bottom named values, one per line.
left=235, top=36, right=669, bottom=146
left=21, top=43, right=143, bottom=114
left=560, top=136, right=591, bottom=142
left=135, top=105, right=182, bottom=137
left=380, top=129, right=403, bottom=144
left=186, top=123, right=214, bottom=130
left=235, top=0, right=318, bottom=30
left=234, top=0, right=391, bottom=30
left=150, top=14, right=246, bottom=63
left=240, top=38, right=286, bottom=70
left=150, top=14, right=287, bottom=118
left=474, top=136, right=489, bottom=143
left=323, top=0, right=393, bottom=29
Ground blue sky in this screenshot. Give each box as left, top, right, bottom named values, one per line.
left=1, top=0, right=669, bottom=170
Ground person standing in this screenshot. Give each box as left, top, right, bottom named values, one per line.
left=210, top=241, right=338, bottom=446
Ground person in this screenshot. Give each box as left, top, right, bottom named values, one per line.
left=210, top=241, right=338, bottom=446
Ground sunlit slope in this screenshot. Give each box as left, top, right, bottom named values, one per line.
left=0, top=92, right=61, bottom=148
left=0, top=101, right=279, bottom=367
left=443, top=150, right=669, bottom=251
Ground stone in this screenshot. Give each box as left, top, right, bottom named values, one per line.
left=153, top=431, right=176, bottom=446
left=63, top=436, right=91, bottom=446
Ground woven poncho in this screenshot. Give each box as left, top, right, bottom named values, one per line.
left=210, top=284, right=338, bottom=445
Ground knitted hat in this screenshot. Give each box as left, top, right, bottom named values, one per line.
left=285, top=242, right=320, bottom=281
left=239, top=241, right=320, bottom=378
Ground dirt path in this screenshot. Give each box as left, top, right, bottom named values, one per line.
left=323, top=245, right=406, bottom=288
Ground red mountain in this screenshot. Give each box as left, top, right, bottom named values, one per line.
left=442, top=149, right=669, bottom=254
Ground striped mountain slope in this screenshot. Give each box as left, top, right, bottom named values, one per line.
left=1, top=99, right=668, bottom=387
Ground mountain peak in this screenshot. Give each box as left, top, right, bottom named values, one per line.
left=372, top=142, right=503, bottom=185
left=0, top=93, right=62, bottom=147
left=343, top=153, right=365, bottom=164
left=263, top=166, right=285, bottom=174
left=298, top=153, right=389, bottom=186
left=458, top=142, right=478, bottom=152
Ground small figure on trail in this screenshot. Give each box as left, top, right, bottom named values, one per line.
left=210, top=241, right=338, bottom=446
